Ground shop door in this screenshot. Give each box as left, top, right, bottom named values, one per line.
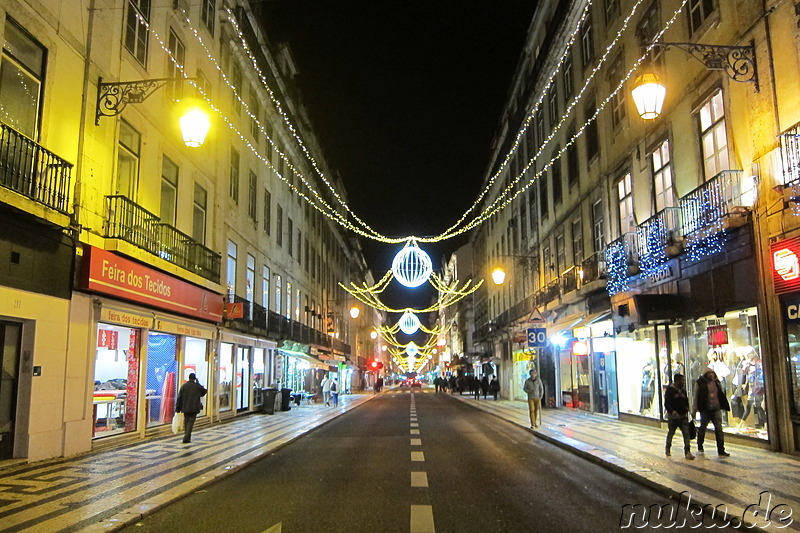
left=236, top=347, right=250, bottom=411
left=0, top=322, right=21, bottom=459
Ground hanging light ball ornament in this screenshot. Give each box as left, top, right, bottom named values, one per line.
left=406, top=342, right=419, bottom=357
left=392, top=240, right=433, bottom=288
left=398, top=310, right=421, bottom=335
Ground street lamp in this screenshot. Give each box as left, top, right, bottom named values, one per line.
left=632, top=40, right=758, bottom=120
left=95, top=77, right=211, bottom=148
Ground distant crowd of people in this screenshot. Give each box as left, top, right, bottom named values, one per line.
left=433, top=374, right=500, bottom=400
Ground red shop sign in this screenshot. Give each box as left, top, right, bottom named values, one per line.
left=81, top=246, right=223, bottom=322
left=97, top=329, right=119, bottom=349
left=771, top=236, right=800, bottom=294
left=707, top=325, right=729, bottom=347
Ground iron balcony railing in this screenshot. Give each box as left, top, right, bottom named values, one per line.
left=579, top=251, right=606, bottom=284
left=560, top=266, right=578, bottom=294
left=679, top=170, right=750, bottom=237
left=105, top=195, right=221, bottom=283
left=780, top=121, right=800, bottom=184
left=0, top=122, right=73, bottom=213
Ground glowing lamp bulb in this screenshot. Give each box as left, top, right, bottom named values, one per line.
left=491, top=267, right=507, bottom=285
left=631, top=72, right=666, bottom=120
left=349, top=306, right=360, bottom=319
left=180, top=107, right=211, bottom=147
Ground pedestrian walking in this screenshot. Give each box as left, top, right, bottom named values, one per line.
left=433, top=376, right=442, bottom=394
left=523, top=370, right=543, bottom=428
left=692, top=369, right=731, bottom=457
left=330, top=378, right=339, bottom=406
left=175, top=373, right=207, bottom=444
left=664, top=374, right=695, bottom=460
left=472, top=376, right=481, bottom=399
left=321, top=374, right=332, bottom=406
left=481, top=375, right=489, bottom=399
left=489, top=376, right=500, bottom=401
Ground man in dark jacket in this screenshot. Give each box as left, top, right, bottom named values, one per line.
left=692, top=369, right=731, bottom=457
left=664, top=374, right=694, bottom=460
left=176, top=373, right=207, bottom=444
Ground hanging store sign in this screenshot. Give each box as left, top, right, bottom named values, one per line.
left=706, top=324, right=729, bottom=346
left=97, top=329, right=119, bottom=349
left=81, top=246, right=223, bottom=322
left=771, top=237, right=800, bottom=294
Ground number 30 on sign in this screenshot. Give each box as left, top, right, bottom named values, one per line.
left=527, top=328, right=547, bottom=348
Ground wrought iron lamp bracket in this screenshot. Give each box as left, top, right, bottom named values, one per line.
left=95, top=76, right=195, bottom=125
left=652, top=40, right=758, bottom=91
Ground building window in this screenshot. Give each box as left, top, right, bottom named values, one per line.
left=193, top=183, right=207, bottom=244
left=160, top=156, right=178, bottom=226
left=0, top=18, right=45, bottom=139
left=563, top=53, right=574, bottom=100
left=305, top=238, right=310, bottom=272
left=231, top=62, right=242, bottom=115
left=652, top=139, right=675, bottom=212
left=246, top=254, right=255, bottom=307
left=542, top=244, right=553, bottom=281
left=287, top=218, right=294, bottom=257
left=520, top=202, right=528, bottom=243
left=250, top=85, right=261, bottom=142
left=687, top=0, right=715, bottom=35
left=248, top=170, right=257, bottom=220
left=566, top=126, right=579, bottom=187
left=528, top=188, right=537, bottom=232
left=637, top=2, right=663, bottom=67
left=548, top=85, right=558, bottom=126
left=201, top=0, right=216, bottom=36
left=116, top=120, right=140, bottom=200
left=297, top=230, right=302, bottom=264
left=226, top=240, right=237, bottom=297
left=572, top=218, right=584, bottom=265
left=125, top=0, right=149, bottom=66
left=166, top=29, right=185, bottom=101
left=525, top=128, right=536, bottom=162
left=285, top=281, right=292, bottom=318
left=274, top=274, right=282, bottom=314
left=263, top=189, right=271, bottom=235
left=262, top=266, right=270, bottom=309
left=698, top=89, right=729, bottom=180
left=552, top=148, right=563, bottom=205
left=605, top=0, right=620, bottom=24
left=195, top=69, right=211, bottom=99
left=229, top=147, right=239, bottom=203
left=592, top=199, right=605, bottom=253
left=556, top=229, right=566, bottom=274
left=276, top=204, right=283, bottom=247
left=585, top=99, right=599, bottom=160
left=540, top=169, right=550, bottom=220
left=617, top=172, right=635, bottom=235
left=581, top=15, right=595, bottom=68
left=609, top=54, right=627, bottom=129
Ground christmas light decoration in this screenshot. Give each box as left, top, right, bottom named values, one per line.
left=605, top=240, right=630, bottom=295
left=392, top=240, right=433, bottom=288
left=398, top=311, right=421, bottom=335
left=637, top=218, right=669, bottom=279
left=685, top=186, right=725, bottom=262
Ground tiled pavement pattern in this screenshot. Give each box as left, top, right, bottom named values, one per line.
left=0, top=394, right=375, bottom=533
left=451, top=393, right=800, bottom=531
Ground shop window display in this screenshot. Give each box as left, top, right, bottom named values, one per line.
left=218, top=343, right=234, bottom=412
left=252, top=348, right=265, bottom=408
left=684, top=309, right=766, bottom=440
left=785, top=320, right=800, bottom=417
left=145, top=333, right=178, bottom=427
left=183, top=337, right=208, bottom=416
left=616, top=331, right=659, bottom=418
left=93, top=324, right=140, bottom=437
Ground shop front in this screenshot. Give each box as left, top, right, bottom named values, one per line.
left=279, top=341, right=325, bottom=398
left=77, top=246, right=223, bottom=444
left=217, top=332, right=277, bottom=417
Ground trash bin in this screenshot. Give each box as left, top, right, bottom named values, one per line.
left=261, top=388, right=279, bottom=414
left=280, top=388, right=293, bottom=411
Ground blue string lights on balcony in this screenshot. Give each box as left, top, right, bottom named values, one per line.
left=605, top=240, right=630, bottom=295
left=638, top=218, right=669, bottom=279
left=685, top=187, right=725, bottom=262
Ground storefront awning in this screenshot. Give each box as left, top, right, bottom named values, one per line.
left=549, top=309, right=612, bottom=337
left=279, top=349, right=327, bottom=369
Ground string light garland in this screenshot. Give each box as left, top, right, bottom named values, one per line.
left=685, top=187, right=725, bottom=262
left=149, top=1, right=680, bottom=245
left=605, top=240, right=630, bottom=295
left=637, top=218, right=669, bottom=279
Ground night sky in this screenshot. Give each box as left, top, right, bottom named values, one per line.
left=257, top=1, right=538, bottom=311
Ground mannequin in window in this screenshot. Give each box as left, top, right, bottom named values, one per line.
left=641, top=360, right=656, bottom=414
left=741, top=350, right=766, bottom=429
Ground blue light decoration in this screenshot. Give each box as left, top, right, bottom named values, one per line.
left=605, top=240, right=630, bottom=295
left=685, top=186, right=725, bottom=262
left=638, top=218, right=669, bottom=279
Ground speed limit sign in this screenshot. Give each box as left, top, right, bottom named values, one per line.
left=527, top=328, right=547, bottom=348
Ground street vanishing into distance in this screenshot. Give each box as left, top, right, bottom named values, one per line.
left=122, top=388, right=741, bottom=533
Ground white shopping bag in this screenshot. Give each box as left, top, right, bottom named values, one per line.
left=171, top=412, right=184, bottom=434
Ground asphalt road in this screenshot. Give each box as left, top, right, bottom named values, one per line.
left=123, top=389, right=741, bottom=532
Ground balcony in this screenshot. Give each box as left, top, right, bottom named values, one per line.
left=104, top=195, right=221, bottom=283
left=637, top=207, right=682, bottom=277
left=0, top=122, right=73, bottom=214
left=680, top=170, right=751, bottom=237
left=560, top=266, right=579, bottom=295
left=579, top=252, right=606, bottom=284
left=264, top=309, right=351, bottom=354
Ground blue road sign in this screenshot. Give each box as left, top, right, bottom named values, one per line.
left=527, top=327, right=547, bottom=348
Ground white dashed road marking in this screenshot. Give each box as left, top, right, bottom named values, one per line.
left=411, top=451, right=425, bottom=462
left=410, top=438, right=422, bottom=446
left=410, top=505, right=435, bottom=532
left=410, top=471, right=429, bottom=487
left=410, top=429, right=420, bottom=435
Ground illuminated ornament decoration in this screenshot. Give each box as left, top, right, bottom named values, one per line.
left=398, top=311, right=421, bottom=335
left=392, top=240, right=433, bottom=288
left=605, top=240, right=630, bottom=295
left=406, top=343, right=419, bottom=357
left=637, top=218, right=669, bottom=279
